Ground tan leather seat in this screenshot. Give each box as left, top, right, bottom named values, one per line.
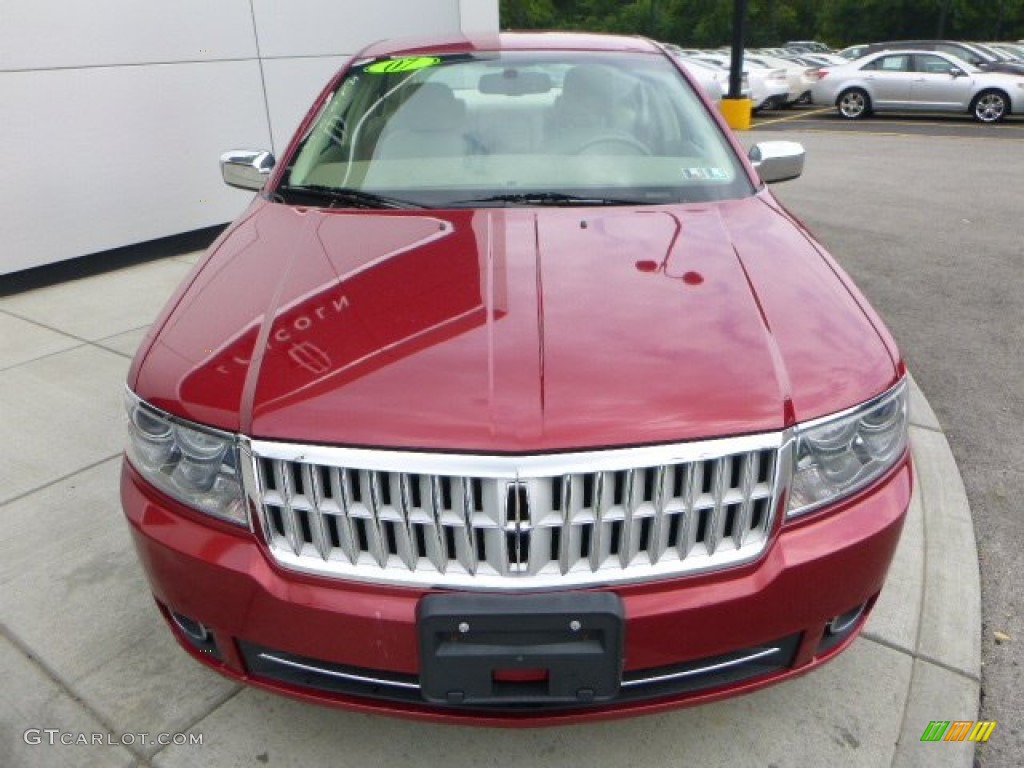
left=374, top=83, right=469, bottom=159
left=546, top=65, right=640, bottom=153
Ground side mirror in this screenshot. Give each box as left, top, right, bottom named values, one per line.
left=748, top=141, right=805, bottom=184
left=949, top=67, right=965, bottom=78
left=220, top=150, right=275, bottom=191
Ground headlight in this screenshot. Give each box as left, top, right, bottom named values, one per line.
left=124, top=390, right=248, bottom=526
left=788, top=379, right=909, bottom=518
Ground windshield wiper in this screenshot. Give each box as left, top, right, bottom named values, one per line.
left=275, top=184, right=426, bottom=209
left=448, top=192, right=651, bottom=207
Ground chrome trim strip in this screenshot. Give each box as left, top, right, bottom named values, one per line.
left=239, top=440, right=260, bottom=534
left=259, top=647, right=784, bottom=696
left=621, top=646, right=781, bottom=688
left=247, top=432, right=786, bottom=478
left=793, top=376, right=907, bottom=432
left=767, top=435, right=793, bottom=535
left=735, top=451, right=758, bottom=548
left=257, top=653, right=421, bottom=691
left=125, top=385, right=237, bottom=440
left=336, top=468, right=358, bottom=565
left=307, top=465, right=331, bottom=561
left=650, top=465, right=668, bottom=563
left=263, top=541, right=770, bottom=589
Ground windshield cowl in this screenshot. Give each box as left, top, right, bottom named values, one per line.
left=275, top=184, right=427, bottom=210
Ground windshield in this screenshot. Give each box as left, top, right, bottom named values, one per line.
left=280, top=50, right=752, bottom=208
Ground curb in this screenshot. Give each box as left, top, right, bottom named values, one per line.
left=887, top=374, right=981, bottom=767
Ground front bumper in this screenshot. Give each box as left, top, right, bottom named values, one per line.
left=121, top=454, right=911, bottom=725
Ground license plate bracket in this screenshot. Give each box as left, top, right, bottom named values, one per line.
left=417, top=591, right=624, bottom=706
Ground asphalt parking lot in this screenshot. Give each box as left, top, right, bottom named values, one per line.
left=0, top=115, right=1017, bottom=768
left=743, top=114, right=1024, bottom=768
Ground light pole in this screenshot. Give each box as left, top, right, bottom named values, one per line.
left=936, top=0, right=951, bottom=38
left=721, top=0, right=752, bottom=129
left=728, top=0, right=748, bottom=100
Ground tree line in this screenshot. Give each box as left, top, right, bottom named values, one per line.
left=499, top=0, right=1024, bottom=48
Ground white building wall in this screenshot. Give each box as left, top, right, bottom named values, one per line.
left=0, top=0, right=498, bottom=275
left=458, top=0, right=501, bottom=34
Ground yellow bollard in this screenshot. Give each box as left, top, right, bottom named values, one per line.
left=719, top=98, right=753, bottom=130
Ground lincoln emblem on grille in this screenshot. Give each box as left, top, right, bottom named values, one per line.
left=505, top=481, right=531, bottom=572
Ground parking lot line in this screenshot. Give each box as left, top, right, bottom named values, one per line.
left=751, top=107, right=834, bottom=127
left=753, top=112, right=1024, bottom=137
left=757, top=127, right=1024, bottom=142
left=817, top=118, right=1024, bottom=131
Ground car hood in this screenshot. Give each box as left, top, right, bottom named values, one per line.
left=133, top=196, right=899, bottom=452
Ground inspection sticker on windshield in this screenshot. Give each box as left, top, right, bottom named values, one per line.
left=682, top=167, right=728, bottom=181
left=366, top=56, right=441, bottom=74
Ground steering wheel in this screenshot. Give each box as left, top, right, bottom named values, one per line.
left=572, top=134, right=651, bottom=156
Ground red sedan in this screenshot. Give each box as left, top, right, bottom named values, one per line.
left=121, top=32, right=911, bottom=724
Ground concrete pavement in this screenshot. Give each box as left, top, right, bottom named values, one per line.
left=0, top=243, right=981, bottom=768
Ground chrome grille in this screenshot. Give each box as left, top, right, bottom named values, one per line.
left=244, top=435, right=790, bottom=589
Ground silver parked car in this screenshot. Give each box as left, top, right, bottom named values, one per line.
left=836, top=44, right=870, bottom=61
left=812, top=50, right=1024, bottom=123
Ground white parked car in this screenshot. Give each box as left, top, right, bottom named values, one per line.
left=661, top=45, right=722, bottom=103
left=747, top=53, right=820, bottom=104
left=675, top=57, right=724, bottom=103
left=785, top=53, right=848, bottom=68
left=690, top=53, right=789, bottom=110
left=669, top=52, right=752, bottom=104
left=812, top=49, right=1023, bottom=122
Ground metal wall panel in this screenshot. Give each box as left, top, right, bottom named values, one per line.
left=0, top=1, right=497, bottom=275
left=260, top=56, right=349, bottom=154
left=250, top=0, right=461, bottom=58
left=0, top=1, right=256, bottom=70
left=458, top=0, right=500, bottom=32
left=1, top=62, right=270, bottom=274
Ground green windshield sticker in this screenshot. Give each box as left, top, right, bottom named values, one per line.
left=365, top=56, right=441, bottom=74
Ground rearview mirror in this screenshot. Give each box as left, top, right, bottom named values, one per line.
left=221, top=150, right=275, bottom=191
left=479, top=70, right=552, bottom=96
left=748, top=141, right=805, bottom=184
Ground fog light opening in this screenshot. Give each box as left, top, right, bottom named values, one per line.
left=169, top=609, right=222, bottom=660
left=827, top=602, right=867, bottom=637
left=171, top=611, right=210, bottom=642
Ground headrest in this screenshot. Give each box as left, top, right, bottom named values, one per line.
left=391, top=82, right=463, bottom=131
left=559, top=65, right=612, bottom=112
